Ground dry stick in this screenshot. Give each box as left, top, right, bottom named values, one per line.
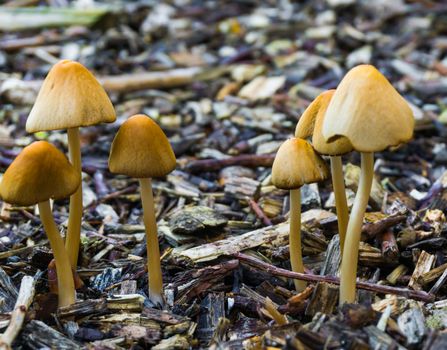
left=0, top=276, right=35, bottom=350
left=185, top=154, right=275, bottom=173
left=233, top=252, right=435, bottom=303
left=330, top=156, right=348, bottom=252
left=290, top=188, right=306, bottom=292
left=247, top=198, right=272, bottom=226
left=139, top=178, right=164, bottom=306
left=65, top=127, right=83, bottom=268
left=23, top=67, right=203, bottom=94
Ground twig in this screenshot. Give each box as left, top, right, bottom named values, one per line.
left=185, top=154, right=275, bottom=173
left=0, top=275, right=35, bottom=350
left=248, top=198, right=272, bottom=226
left=233, top=253, right=435, bottom=303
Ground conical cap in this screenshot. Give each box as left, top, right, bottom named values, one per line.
left=322, top=65, right=414, bottom=152
left=26, top=60, right=116, bottom=132
left=109, top=114, right=176, bottom=178
left=272, top=138, right=329, bottom=190
left=0, top=141, right=80, bottom=206
left=296, top=90, right=353, bottom=156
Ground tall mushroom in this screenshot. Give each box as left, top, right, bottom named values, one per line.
left=109, top=114, right=176, bottom=306
left=26, top=60, right=116, bottom=268
left=295, top=90, right=353, bottom=252
left=0, top=141, right=80, bottom=307
left=272, top=138, right=329, bottom=292
left=322, top=65, right=414, bottom=304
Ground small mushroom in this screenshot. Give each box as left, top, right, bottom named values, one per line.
left=109, top=114, right=176, bottom=306
left=272, top=138, right=329, bottom=292
left=322, top=65, right=414, bottom=305
left=26, top=60, right=116, bottom=268
left=295, top=89, right=353, bottom=252
left=0, top=141, right=80, bottom=307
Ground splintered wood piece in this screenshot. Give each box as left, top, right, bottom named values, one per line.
left=320, top=235, right=341, bottom=277
left=397, top=303, right=426, bottom=346
left=171, top=260, right=239, bottom=303
left=372, top=296, right=409, bottom=317
left=21, top=320, right=80, bottom=350
left=196, top=293, right=225, bottom=344
left=363, top=325, right=406, bottom=350
left=142, top=307, right=189, bottom=325
left=409, top=250, right=436, bottom=290
left=430, top=266, right=447, bottom=295
left=386, top=265, right=408, bottom=285
left=0, top=276, right=35, bottom=350
left=305, top=282, right=339, bottom=317
left=262, top=297, right=288, bottom=325
left=417, top=262, right=447, bottom=287
left=0, top=268, right=18, bottom=312
left=58, top=299, right=107, bottom=319
left=107, top=294, right=145, bottom=311
left=224, top=176, right=260, bottom=200
left=172, top=211, right=334, bottom=263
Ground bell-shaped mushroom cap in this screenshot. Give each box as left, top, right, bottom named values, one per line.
left=322, top=65, right=414, bottom=153
left=295, top=90, right=353, bottom=156
left=0, top=141, right=80, bottom=206
left=26, top=60, right=116, bottom=132
left=272, top=138, right=329, bottom=190
left=109, top=114, right=176, bottom=178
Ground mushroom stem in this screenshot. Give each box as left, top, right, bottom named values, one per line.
left=139, top=178, right=164, bottom=306
left=65, top=127, right=83, bottom=268
left=339, top=152, right=374, bottom=305
left=38, top=200, right=75, bottom=307
left=289, top=188, right=306, bottom=292
left=330, top=156, right=349, bottom=252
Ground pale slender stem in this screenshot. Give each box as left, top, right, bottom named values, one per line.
left=66, top=127, right=83, bottom=268
left=139, top=178, right=164, bottom=306
left=339, top=152, right=374, bottom=305
left=330, top=156, right=349, bottom=253
left=38, top=201, right=75, bottom=308
left=289, top=188, right=306, bottom=292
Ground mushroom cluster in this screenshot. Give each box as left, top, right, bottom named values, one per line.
left=272, top=64, right=414, bottom=305
left=0, top=60, right=414, bottom=311
left=0, top=61, right=176, bottom=308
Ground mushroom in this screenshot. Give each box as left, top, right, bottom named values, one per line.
left=322, top=65, right=414, bottom=304
left=0, top=141, right=80, bottom=307
left=108, top=114, right=176, bottom=305
left=295, top=90, right=353, bottom=252
left=272, top=138, right=329, bottom=292
left=26, top=60, right=116, bottom=268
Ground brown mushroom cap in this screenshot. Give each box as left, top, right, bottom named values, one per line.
left=0, top=141, right=80, bottom=206
left=26, top=60, right=116, bottom=132
left=272, top=138, right=329, bottom=190
left=109, top=114, right=176, bottom=178
left=322, top=65, right=414, bottom=152
left=295, top=90, right=353, bottom=156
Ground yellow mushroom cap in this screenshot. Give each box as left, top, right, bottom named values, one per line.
left=322, top=65, right=414, bottom=152
left=109, top=114, right=176, bottom=178
left=0, top=141, right=80, bottom=206
left=272, top=138, right=329, bottom=190
left=295, top=90, right=353, bottom=156
left=26, top=60, right=116, bottom=132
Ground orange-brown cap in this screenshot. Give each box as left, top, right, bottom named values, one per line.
left=26, top=60, right=116, bottom=132
left=272, top=138, right=329, bottom=190
left=295, top=90, right=353, bottom=156
left=322, top=65, right=414, bottom=152
left=109, top=114, right=176, bottom=178
left=0, top=141, right=80, bottom=206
